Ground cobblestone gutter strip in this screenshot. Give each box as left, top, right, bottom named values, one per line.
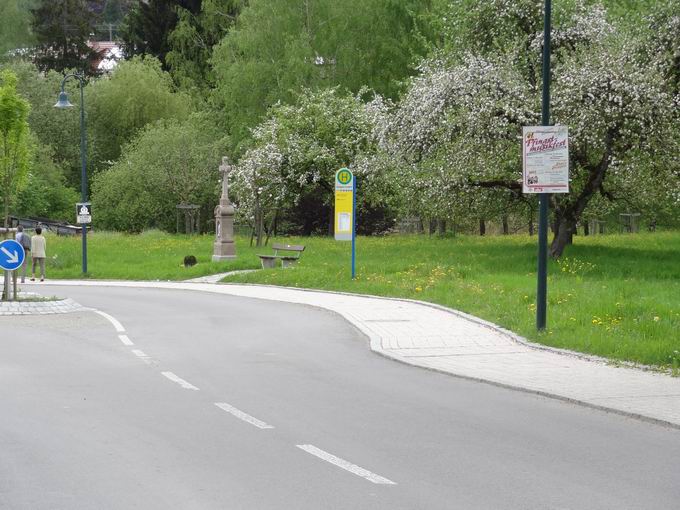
left=0, top=297, right=84, bottom=316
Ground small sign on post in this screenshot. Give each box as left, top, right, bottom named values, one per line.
left=76, top=202, right=92, bottom=224
left=0, top=239, right=25, bottom=272
left=522, top=126, right=569, bottom=194
left=334, top=168, right=356, bottom=278
left=0, top=239, right=25, bottom=302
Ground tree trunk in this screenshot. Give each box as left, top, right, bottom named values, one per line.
left=264, top=211, right=277, bottom=247
left=479, top=218, right=486, bottom=236
left=2, top=195, right=8, bottom=229
left=437, top=219, right=446, bottom=236
left=550, top=216, right=576, bottom=258
left=417, top=218, right=425, bottom=234
left=502, top=216, right=509, bottom=235
left=528, top=216, right=534, bottom=236
left=257, top=212, right=264, bottom=247
left=583, top=221, right=589, bottom=236
left=429, top=219, right=436, bottom=235
left=328, top=204, right=334, bottom=237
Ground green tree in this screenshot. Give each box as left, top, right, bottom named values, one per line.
left=30, top=0, right=100, bottom=75
left=166, top=0, right=244, bottom=90
left=121, top=0, right=201, bottom=65
left=0, top=0, right=37, bottom=58
left=1, top=61, right=81, bottom=187
left=0, top=70, right=31, bottom=228
left=101, top=0, right=131, bottom=24
left=86, top=56, right=192, bottom=171
left=14, top=140, right=79, bottom=221
left=211, top=0, right=432, bottom=150
left=92, top=114, right=229, bottom=232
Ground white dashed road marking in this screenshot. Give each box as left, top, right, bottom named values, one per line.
left=94, top=310, right=126, bottom=333
left=214, top=402, right=274, bottom=430
left=161, top=371, right=200, bottom=391
left=118, top=334, right=134, bottom=346
left=131, top=349, right=152, bottom=365
left=93, top=306, right=394, bottom=486
left=296, top=444, right=396, bottom=485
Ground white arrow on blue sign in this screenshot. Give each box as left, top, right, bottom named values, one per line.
left=0, top=239, right=25, bottom=271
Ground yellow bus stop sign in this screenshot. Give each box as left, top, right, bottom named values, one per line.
left=335, top=168, right=354, bottom=241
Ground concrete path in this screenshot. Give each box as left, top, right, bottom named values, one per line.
left=19, top=278, right=680, bottom=429
left=185, top=269, right=257, bottom=283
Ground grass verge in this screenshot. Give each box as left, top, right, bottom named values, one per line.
left=39, top=230, right=260, bottom=280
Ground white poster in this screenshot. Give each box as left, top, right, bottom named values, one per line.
left=522, top=126, right=569, bottom=194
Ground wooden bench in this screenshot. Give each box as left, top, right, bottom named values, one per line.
left=258, top=243, right=305, bottom=269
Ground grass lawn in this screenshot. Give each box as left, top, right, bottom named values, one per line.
left=40, top=230, right=260, bottom=280
left=40, top=229, right=679, bottom=369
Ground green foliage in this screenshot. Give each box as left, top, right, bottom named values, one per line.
left=0, top=69, right=31, bottom=227
left=13, top=139, right=79, bottom=221
left=91, top=114, right=229, bottom=232
left=211, top=0, right=432, bottom=149
left=101, top=0, right=131, bottom=24
left=0, top=0, right=37, bottom=57
left=121, top=0, right=201, bottom=64
left=166, top=0, right=244, bottom=91
left=602, top=0, right=658, bottom=19
left=86, top=56, right=191, bottom=171
left=1, top=61, right=82, bottom=187
left=30, top=0, right=100, bottom=75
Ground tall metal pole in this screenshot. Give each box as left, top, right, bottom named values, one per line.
left=58, top=74, right=88, bottom=274
left=536, top=0, right=551, bottom=330
left=79, top=77, right=88, bottom=275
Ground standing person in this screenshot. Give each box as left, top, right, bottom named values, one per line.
left=14, top=225, right=31, bottom=283
left=30, top=227, right=46, bottom=282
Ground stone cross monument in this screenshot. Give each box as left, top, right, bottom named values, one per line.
left=212, top=157, right=236, bottom=261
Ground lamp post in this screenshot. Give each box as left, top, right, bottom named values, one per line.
left=536, top=0, right=552, bottom=330
left=54, top=73, right=88, bottom=274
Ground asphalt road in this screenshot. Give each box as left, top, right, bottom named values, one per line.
left=1, top=285, right=679, bottom=509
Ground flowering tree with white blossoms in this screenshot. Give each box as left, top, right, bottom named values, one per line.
left=379, top=0, right=679, bottom=256
left=232, top=88, right=396, bottom=240
left=230, top=119, right=285, bottom=246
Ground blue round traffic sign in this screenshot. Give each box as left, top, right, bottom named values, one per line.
left=0, top=239, right=25, bottom=271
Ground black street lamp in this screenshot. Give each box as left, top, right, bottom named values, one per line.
left=54, top=73, right=88, bottom=275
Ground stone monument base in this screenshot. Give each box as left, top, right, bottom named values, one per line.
left=212, top=241, right=236, bottom=262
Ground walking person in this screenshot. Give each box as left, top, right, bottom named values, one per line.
left=14, top=225, right=31, bottom=283
left=30, top=227, right=46, bottom=282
